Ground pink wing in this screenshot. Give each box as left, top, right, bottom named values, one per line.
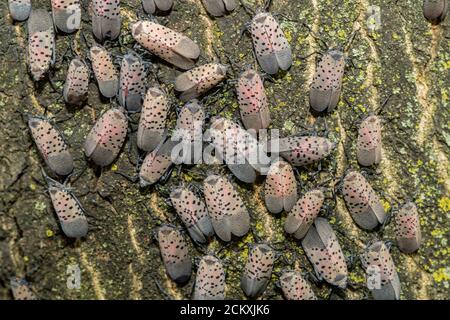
left=193, top=255, right=225, bottom=300
left=131, top=21, right=199, bottom=69
left=284, top=189, right=324, bottom=239
left=277, top=136, right=335, bottom=166
left=264, top=160, right=297, bottom=214
left=84, top=108, right=128, bottom=167
left=28, top=117, right=73, bottom=176
left=280, top=271, right=317, bottom=300
left=49, top=186, right=88, bottom=238
left=203, top=174, right=250, bottom=241
left=137, top=87, right=169, bottom=152
left=241, top=244, right=274, bottom=298
left=157, top=225, right=191, bottom=283
left=64, top=57, right=89, bottom=105
left=237, top=69, right=270, bottom=131
left=170, top=188, right=213, bottom=243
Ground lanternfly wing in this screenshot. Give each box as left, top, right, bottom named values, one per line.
left=360, top=241, right=401, bottom=300
left=203, top=174, right=250, bottom=241
left=142, top=0, right=174, bottom=14
left=241, top=244, right=275, bottom=298
left=357, top=115, right=382, bottom=167
left=175, top=100, right=205, bottom=164
left=92, top=0, right=121, bottom=41
left=119, top=53, right=146, bottom=112
left=8, top=0, right=31, bottom=21
left=27, top=9, right=55, bottom=81
left=423, top=0, right=449, bottom=24
left=267, top=136, right=335, bottom=166
left=301, top=218, right=348, bottom=289
left=157, top=225, right=192, bottom=284
left=51, top=0, right=81, bottom=33
left=90, top=45, right=119, bottom=98
left=10, top=277, right=37, bottom=300
left=208, top=117, right=258, bottom=183
left=84, top=108, right=128, bottom=167
left=264, top=160, right=297, bottom=214
left=139, top=139, right=177, bottom=187
left=174, top=63, right=227, bottom=101
left=193, top=255, right=226, bottom=300
left=63, top=57, right=89, bottom=106
left=250, top=12, right=292, bottom=75
left=284, top=189, right=324, bottom=239
left=170, top=187, right=213, bottom=243
left=137, top=87, right=169, bottom=152
left=395, top=202, right=421, bottom=253
left=48, top=184, right=88, bottom=238
left=201, top=0, right=237, bottom=17
left=280, top=271, right=317, bottom=300
left=309, top=49, right=345, bottom=113
left=342, top=171, right=386, bottom=230
left=28, top=116, right=74, bottom=176
left=132, top=20, right=200, bottom=70
left=237, top=69, right=271, bottom=131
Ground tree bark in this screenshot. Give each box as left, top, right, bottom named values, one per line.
left=0, top=0, right=449, bottom=300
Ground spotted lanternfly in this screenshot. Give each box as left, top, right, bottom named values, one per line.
left=51, top=0, right=81, bottom=33
left=10, top=277, right=37, bottom=300
left=236, top=69, right=270, bottom=132
left=284, top=189, right=325, bottom=239
left=423, top=0, right=448, bottom=24
left=174, top=63, right=227, bottom=102
left=395, top=202, right=421, bottom=253
left=90, top=45, right=119, bottom=98
left=63, top=57, right=89, bottom=106
left=309, top=49, right=345, bottom=113
left=170, top=187, right=214, bottom=243
left=357, top=115, right=382, bottom=167
left=8, top=0, right=31, bottom=21
left=139, top=139, right=177, bottom=187
left=193, top=255, right=226, bottom=300
left=203, top=174, right=250, bottom=241
left=266, top=136, right=335, bottom=166
left=302, top=218, right=348, bottom=288
left=207, top=117, right=259, bottom=183
left=241, top=243, right=274, bottom=298
left=280, top=271, right=317, bottom=300
left=264, top=160, right=297, bottom=214
left=27, top=9, right=55, bottom=81
left=175, top=100, right=204, bottom=164
left=201, top=0, right=237, bottom=17
left=118, top=53, right=146, bottom=112
left=342, top=170, right=386, bottom=230
left=360, top=241, right=401, bottom=300
left=250, top=12, right=292, bottom=75
left=47, top=179, right=89, bottom=238
left=28, top=116, right=74, bottom=176
left=137, top=87, right=169, bottom=152
left=92, top=0, right=121, bottom=42
left=157, top=225, right=192, bottom=284
left=132, top=20, right=200, bottom=70
left=84, top=107, right=128, bottom=167
left=142, top=0, right=174, bottom=14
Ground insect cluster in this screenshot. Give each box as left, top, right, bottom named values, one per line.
left=7, top=0, right=441, bottom=300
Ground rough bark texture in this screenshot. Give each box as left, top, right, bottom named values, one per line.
left=0, top=0, right=449, bottom=300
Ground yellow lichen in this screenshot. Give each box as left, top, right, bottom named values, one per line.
left=380, top=199, right=391, bottom=212
left=438, top=197, right=450, bottom=213
left=432, top=267, right=450, bottom=283
left=431, top=229, right=445, bottom=238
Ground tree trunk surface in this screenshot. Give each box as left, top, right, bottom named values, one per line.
left=0, top=0, right=449, bottom=300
